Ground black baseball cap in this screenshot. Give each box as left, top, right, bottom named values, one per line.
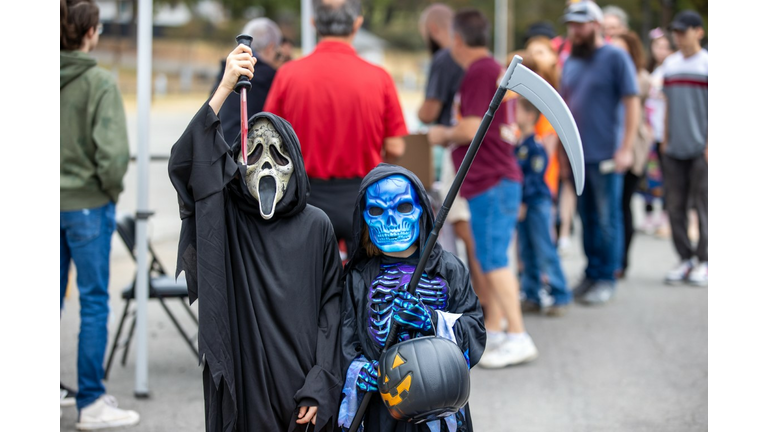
left=525, top=21, right=557, bottom=43
left=669, top=10, right=703, bottom=31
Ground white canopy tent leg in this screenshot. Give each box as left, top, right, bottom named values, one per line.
left=494, top=0, right=508, bottom=65
left=133, top=0, right=153, bottom=398
left=301, top=0, right=316, bottom=55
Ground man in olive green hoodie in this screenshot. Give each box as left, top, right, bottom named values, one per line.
left=60, top=53, right=129, bottom=212
left=61, top=1, right=136, bottom=427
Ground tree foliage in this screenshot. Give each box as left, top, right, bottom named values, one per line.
left=148, top=0, right=708, bottom=50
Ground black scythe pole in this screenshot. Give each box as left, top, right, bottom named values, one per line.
left=347, top=59, right=520, bottom=432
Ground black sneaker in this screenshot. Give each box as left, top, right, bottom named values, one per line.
left=521, top=300, right=542, bottom=313
left=571, top=277, right=596, bottom=299
left=60, top=382, right=77, bottom=407
left=544, top=303, right=569, bottom=317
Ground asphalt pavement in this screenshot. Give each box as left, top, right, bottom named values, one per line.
left=59, top=95, right=707, bottom=432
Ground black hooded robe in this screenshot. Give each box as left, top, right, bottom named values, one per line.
left=339, top=164, right=486, bottom=432
left=168, top=103, right=343, bottom=431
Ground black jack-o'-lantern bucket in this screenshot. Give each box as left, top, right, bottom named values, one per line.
left=377, top=336, right=470, bottom=423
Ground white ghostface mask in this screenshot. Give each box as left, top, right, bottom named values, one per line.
left=237, top=118, right=294, bottom=219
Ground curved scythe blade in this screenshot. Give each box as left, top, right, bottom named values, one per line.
left=503, top=55, right=585, bottom=195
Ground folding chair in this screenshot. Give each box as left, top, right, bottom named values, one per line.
left=104, top=213, right=199, bottom=380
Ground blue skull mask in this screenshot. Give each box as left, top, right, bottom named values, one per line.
left=364, top=175, right=423, bottom=253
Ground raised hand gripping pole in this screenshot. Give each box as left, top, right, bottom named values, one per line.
left=235, top=34, right=253, bottom=167
left=346, top=55, right=584, bottom=432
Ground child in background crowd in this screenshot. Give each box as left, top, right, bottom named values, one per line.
left=514, top=98, right=572, bottom=316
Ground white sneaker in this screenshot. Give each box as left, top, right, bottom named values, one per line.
left=478, top=334, right=538, bottom=369
left=687, top=261, right=708, bottom=286
left=61, top=385, right=76, bottom=407
left=76, top=395, right=140, bottom=430
left=664, top=260, right=694, bottom=285
left=641, top=214, right=656, bottom=235
left=485, top=331, right=506, bottom=352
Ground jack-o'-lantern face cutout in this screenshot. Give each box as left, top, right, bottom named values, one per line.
left=377, top=337, right=471, bottom=423
left=379, top=352, right=411, bottom=407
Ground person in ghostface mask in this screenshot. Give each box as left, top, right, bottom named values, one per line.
left=337, top=164, right=485, bottom=432
left=168, top=44, right=343, bottom=432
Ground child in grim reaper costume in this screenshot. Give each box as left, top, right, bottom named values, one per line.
left=168, top=45, right=343, bottom=431
left=338, top=164, right=486, bottom=432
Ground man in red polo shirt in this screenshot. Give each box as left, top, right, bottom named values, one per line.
left=264, top=0, right=408, bottom=255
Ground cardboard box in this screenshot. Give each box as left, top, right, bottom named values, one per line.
left=397, top=133, right=434, bottom=188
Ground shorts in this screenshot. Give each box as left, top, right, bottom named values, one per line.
left=307, top=177, right=361, bottom=246
left=439, top=146, right=470, bottom=224
left=467, top=178, right=521, bottom=273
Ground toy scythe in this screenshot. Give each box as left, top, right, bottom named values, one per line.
left=347, top=55, right=585, bottom=431
left=234, top=34, right=253, bottom=167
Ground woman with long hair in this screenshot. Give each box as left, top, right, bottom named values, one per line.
left=640, top=28, right=675, bottom=237
left=611, top=30, right=654, bottom=278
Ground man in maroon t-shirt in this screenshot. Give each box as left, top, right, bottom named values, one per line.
left=427, top=8, right=538, bottom=369
left=264, top=0, right=408, bottom=255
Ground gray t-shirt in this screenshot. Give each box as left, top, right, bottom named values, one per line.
left=662, top=49, right=708, bottom=159
left=425, top=48, right=464, bottom=127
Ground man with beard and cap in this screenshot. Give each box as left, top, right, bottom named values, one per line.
left=337, top=164, right=486, bottom=431
left=168, top=44, right=343, bottom=432
left=559, top=0, right=639, bottom=305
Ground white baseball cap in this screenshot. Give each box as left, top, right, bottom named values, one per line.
left=561, top=1, right=604, bottom=24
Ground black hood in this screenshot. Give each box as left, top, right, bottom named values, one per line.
left=229, top=112, right=310, bottom=220
left=345, top=163, right=443, bottom=275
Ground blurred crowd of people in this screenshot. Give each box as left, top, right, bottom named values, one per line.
left=418, top=0, right=708, bottom=368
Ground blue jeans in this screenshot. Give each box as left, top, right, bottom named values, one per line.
left=467, top=178, right=521, bottom=273
left=518, top=196, right=571, bottom=306
left=60, top=202, right=116, bottom=410
left=577, top=163, right=624, bottom=282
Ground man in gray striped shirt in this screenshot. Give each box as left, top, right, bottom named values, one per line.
left=660, top=10, right=708, bottom=286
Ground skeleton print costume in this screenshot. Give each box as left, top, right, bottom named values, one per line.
left=338, top=164, right=486, bottom=432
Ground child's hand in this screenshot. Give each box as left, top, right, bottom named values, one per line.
left=392, top=290, right=435, bottom=334
left=296, top=405, right=317, bottom=425
left=209, top=44, right=257, bottom=114
left=518, top=203, right=527, bottom=221
left=218, top=44, right=257, bottom=94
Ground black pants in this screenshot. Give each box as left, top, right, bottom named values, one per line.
left=661, top=154, right=708, bottom=262
left=621, top=170, right=643, bottom=272
left=308, top=177, right=362, bottom=252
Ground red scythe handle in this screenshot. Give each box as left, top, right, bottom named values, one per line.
left=234, top=34, right=253, bottom=166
